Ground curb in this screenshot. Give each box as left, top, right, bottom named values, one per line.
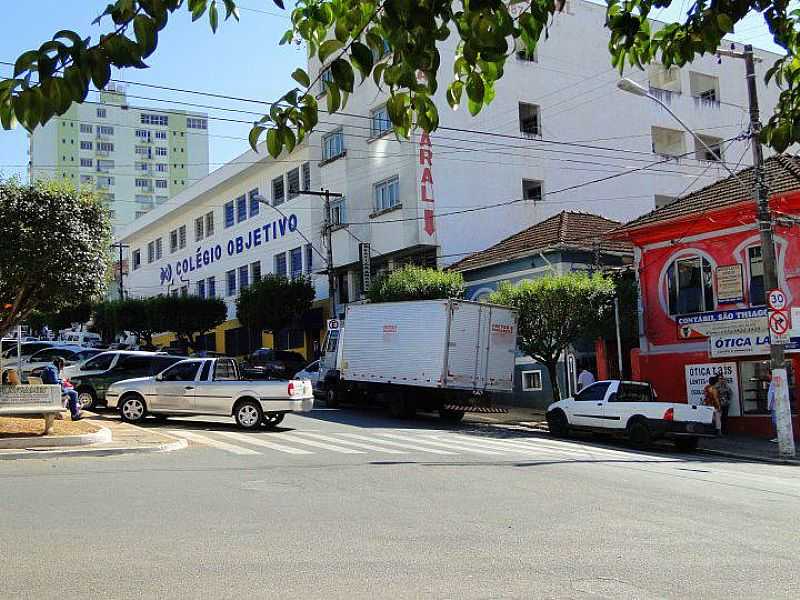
left=0, top=426, right=112, bottom=450
left=0, top=438, right=188, bottom=461
left=699, top=447, right=800, bottom=466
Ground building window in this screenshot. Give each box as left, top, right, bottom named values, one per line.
left=96, top=108, right=106, bottom=118
left=155, top=238, right=162, bottom=260
left=80, top=141, right=93, bottom=150
left=251, top=261, right=261, bottom=283
left=287, top=169, right=300, bottom=199
left=690, top=72, right=720, bottom=103
left=195, top=216, right=204, bottom=241
left=97, top=142, right=114, bottom=152
left=197, top=279, right=206, bottom=298
left=187, top=117, right=208, bottom=129
left=519, top=102, right=541, bottom=137
left=132, top=249, right=141, bottom=270
left=654, top=194, right=677, bottom=209
left=338, top=272, right=350, bottom=304
left=156, top=163, right=168, bottom=172
left=322, top=129, right=344, bottom=161
left=370, top=105, right=391, bottom=137
left=290, top=247, right=303, bottom=279
left=135, top=129, right=150, bottom=139
left=521, top=370, right=543, bottom=391
left=155, top=130, right=167, bottom=140
left=305, top=244, right=313, bottom=273
left=207, top=276, right=216, bottom=298
left=236, top=195, right=247, bottom=222
left=147, top=241, right=155, bottom=264
left=249, top=188, right=260, bottom=217
left=651, top=126, right=686, bottom=158
left=272, top=176, right=285, bottom=206
left=374, top=177, right=399, bottom=211
left=224, top=201, right=235, bottom=228
left=319, top=66, right=335, bottom=93
left=748, top=246, right=765, bottom=306
left=135, top=146, right=151, bottom=157
left=239, top=265, right=249, bottom=290
left=80, top=158, right=93, bottom=167
left=667, top=255, right=715, bottom=315
left=155, top=179, right=168, bottom=189
left=80, top=123, right=93, bottom=134
left=97, top=159, right=114, bottom=172
left=155, top=147, right=167, bottom=156
left=522, top=179, right=543, bottom=202
left=135, top=178, right=151, bottom=189
left=204, top=211, right=214, bottom=237
left=330, top=197, right=346, bottom=225
left=97, top=125, right=114, bottom=135
left=302, top=162, right=311, bottom=191
left=695, top=134, right=724, bottom=162
left=141, top=113, right=168, bottom=126
left=170, top=229, right=178, bottom=253
left=178, top=225, right=187, bottom=249
left=226, top=269, right=237, bottom=296
left=648, top=64, right=681, bottom=93
left=274, top=252, right=287, bottom=278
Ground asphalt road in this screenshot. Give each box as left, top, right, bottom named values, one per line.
left=1, top=406, right=798, bottom=599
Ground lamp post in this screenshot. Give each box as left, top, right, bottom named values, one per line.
left=618, top=75, right=795, bottom=457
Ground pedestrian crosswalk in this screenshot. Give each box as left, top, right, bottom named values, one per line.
left=165, top=427, right=676, bottom=462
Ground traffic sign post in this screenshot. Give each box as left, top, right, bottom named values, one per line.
left=767, top=289, right=788, bottom=311
left=769, top=309, right=790, bottom=343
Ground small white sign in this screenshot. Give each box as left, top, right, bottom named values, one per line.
left=767, top=289, right=787, bottom=311
left=326, top=319, right=340, bottom=331
left=684, top=362, right=740, bottom=406
left=709, top=333, right=770, bottom=357
left=768, top=308, right=791, bottom=343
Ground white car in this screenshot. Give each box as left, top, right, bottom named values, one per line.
left=13, top=345, right=97, bottom=379
left=545, top=380, right=717, bottom=451
left=294, top=360, right=322, bottom=397
left=106, top=357, right=314, bottom=429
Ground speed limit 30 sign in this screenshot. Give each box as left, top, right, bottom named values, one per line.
left=768, top=289, right=788, bottom=311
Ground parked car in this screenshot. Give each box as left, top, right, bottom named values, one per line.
left=66, top=351, right=185, bottom=410
left=106, top=357, right=314, bottom=429
left=7, top=345, right=100, bottom=380
left=1, top=340, right=68, bottom=361
left=545, top=380, right=717, bottom=451
left=240, top=348, right=307, bottom=380
left=60, top=331, right=103, bottom=347
left=294, top=360, right=322, bottom=397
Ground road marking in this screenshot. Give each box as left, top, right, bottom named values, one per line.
left=432, top=435, right=562, bottom=457
left=337, top=433, right=456, bottom=455
left=292, top=431, right=406, bottom=454
left=378, top=433, right=505, bottom=455
left=215, top=431, right=314, bottom=455
left=505, top=437, right=674, bottom=461
left=167, top=430, right=260, bottom=456
left=277, top=434, right=364, bottom=454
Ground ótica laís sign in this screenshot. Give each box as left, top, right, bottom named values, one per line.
left=160, top=214, right=298, bottom=285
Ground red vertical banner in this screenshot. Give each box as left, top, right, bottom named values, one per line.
left=419, top=131, right=435, bottom=236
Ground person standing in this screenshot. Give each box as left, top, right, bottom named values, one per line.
left=41, top=357, right=81, bottom=421
left=704, top=375, right=722, bottom=433
left=714, top=375, right=732, bottom=434
left=577, top=367, right=596, bottom=392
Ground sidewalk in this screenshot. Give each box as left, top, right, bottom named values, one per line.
left=0, top=413, right=186, bottom=460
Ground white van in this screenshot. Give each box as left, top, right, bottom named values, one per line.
left=60, top=331, right=103, bottom=347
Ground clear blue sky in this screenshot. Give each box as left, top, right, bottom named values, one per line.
left=0, top=1, right=785, bottom=182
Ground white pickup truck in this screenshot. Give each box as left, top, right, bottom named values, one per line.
left=106, top=357, right=314, bottom=430
left=545, top=380, right=717, bottom=451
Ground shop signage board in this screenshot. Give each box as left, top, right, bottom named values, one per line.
left=684, top=362, right=740, bottom=406
left=709, top=333, right=771, bottom=357
left=716, top=264, right=744, bottom=304
left=676, top=307, right=767, bottom=339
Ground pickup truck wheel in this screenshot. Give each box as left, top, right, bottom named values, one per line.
left=325, top=389, right=340, bottom=408
left=546, top=410, right=569, bottom=438
left=235, top=400, right=263, bottom=430
left=119, top=394, right=146, bottom=423
left=77, top=387, right=96, bottom=410
left=439, top=408, right=465, bottom=423
left=627, top=420, right=652, bottom=449
left=674, top=436, right=699, bottom=452
left=262, top=412, right=285, bottom=429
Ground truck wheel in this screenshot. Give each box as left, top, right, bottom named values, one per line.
left=77, top=387, right=97, bottom=410
left=325, top=389, right=340, bottom=408
left=119, top=394, right=146, bottom=423
left=627, top=420, right=652, bottom=449
left=262, top=412, right=285, bottom=429
left=439, top=408, right=465, bottom=423
left=546, top=410, right=569, bottom=438
left=234, top=399, right=263, bottom=430
left=675, top=436, right=699, bottom=452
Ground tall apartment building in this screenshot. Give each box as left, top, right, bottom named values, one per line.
left=29, top=84, right=209, bottom=229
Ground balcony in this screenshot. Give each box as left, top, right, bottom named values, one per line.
left=95, top=149, right=110, bottom=157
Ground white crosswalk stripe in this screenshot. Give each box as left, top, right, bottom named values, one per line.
left=215, top=431, right=314, bottom=455
left=292, top=431, right=406, bottom=454
left=377, top=433, right=506, bottom=455
left=167, top=430, right=260, bottom=456
left=336, top=432, right=457, bottom=455
left=276, top=434, right=364, bottom=454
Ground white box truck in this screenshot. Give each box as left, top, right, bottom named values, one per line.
left=319, top=299, right=518, bottom=422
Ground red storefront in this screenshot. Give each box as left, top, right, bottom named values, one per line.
left=612, top=155, right=800, bottom=438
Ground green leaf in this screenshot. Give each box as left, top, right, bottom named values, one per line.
left=282, top=126, right=296, bottom=152
left=325, top=81, right=341, bottom=113
left=467, top=97, right=481, bottom=116
left=14, top=50, right=39, bottom=77
left=266, top=127, right=281, bottom=157
left=249, top=125, right=265, bottom=151
left=291, top=67, right=310, bottom=88
left=88, top=50, right=112, bottom=90
left=465, top=72, right=485, bottom=104
left=209, top=1, right=219, bottom=32
left=319, top=39, right=344, bottom=64
left=330, top=59, right=354, bottom=93
left=133, top=15, right=157, bottom=56
left=716, top=14, right=733, bottom=34
left=350, top=41, right=374, bottom=83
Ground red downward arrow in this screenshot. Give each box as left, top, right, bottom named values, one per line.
left=424, top=209, right=435, bottom=235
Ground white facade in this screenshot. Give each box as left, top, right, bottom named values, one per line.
left=118, top=144, right=324, bottom=321
left=30, top=85, right=209, bottom=229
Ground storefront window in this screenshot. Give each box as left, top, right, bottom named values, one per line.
left=747, top=246, right=765, bottom=306
left=737, top=360, right=796, bottom=416
left=667, top=256, right=714, bottom=315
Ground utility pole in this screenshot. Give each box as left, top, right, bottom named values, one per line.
left=719, top=44, right=796, bottom=457
left=111, top=242, right=129, bottom=300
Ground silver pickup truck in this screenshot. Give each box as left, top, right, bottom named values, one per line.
left=106, top=357, right=314, bottom=430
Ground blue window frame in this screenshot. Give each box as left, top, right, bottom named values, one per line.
left=290, top=247, right=303, bottom=279
left=226, top=269, right=236, bottom=296
left=197, top=280, right=206, bottom=298
left=207, top=277, right=216, bottom=298
left=305, top=244, right=313, bottom=273
left=224, top=201, right=234, bottom=228
left=239, top=265, right=249, bottom=290
left=236, top=195, right=247, bottom=223
left=274, top=252, right=287, bottom=278
left=249, top=188, right=260, bottom=217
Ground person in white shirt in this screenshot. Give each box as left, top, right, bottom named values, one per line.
left=577, top=368, right=596, bottom=391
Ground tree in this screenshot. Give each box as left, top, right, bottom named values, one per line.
left=3, top=1, right=800, bottom=153
left=489, top=272, right=615, bottom=403
left=236, top=275, right=315, bottom=341
left=0, top=179, right=111, bottom=338
left=366, top=265, right=464, bottom=303
left=162, top=295, right=227, bottom=350
left=27, top=301, right=95, bottom=335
